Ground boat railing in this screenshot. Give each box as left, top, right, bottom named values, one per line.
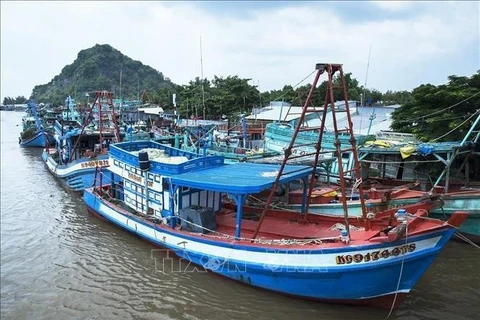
left=110, top=141, right=225, bottom=174
left=375, top=131, right=420, bottom=143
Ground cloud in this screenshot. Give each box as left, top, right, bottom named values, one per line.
left=370, top=0, right=415, bottom=12
left=1, top=1, right=478, bottom=102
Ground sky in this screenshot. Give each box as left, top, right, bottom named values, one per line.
left=1, top=1, right=479, bottom=101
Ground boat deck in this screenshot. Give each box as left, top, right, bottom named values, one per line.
left=215, top=211, right=379, bottom=241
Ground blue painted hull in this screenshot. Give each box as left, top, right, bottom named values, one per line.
left=19, top=131, right=54, bottom=148
left=84, top=189, right=457, bottom=308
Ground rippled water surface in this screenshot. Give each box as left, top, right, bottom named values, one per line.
left=1, top=111, right=479, bottom=320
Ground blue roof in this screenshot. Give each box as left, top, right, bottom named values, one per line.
left=171, top=162, right=317, bottom=194
left=110, top=140, right=317, bottom=194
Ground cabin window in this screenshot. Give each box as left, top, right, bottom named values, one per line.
left=154, top=175, right=161, bottom=183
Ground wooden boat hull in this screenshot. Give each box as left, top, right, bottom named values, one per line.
left=285, top=193, right=480, bottom=244
left=84, top=188, right=460, bottom=308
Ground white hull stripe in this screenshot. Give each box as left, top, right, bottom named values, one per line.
left=98, top=202, right=443, bottom=269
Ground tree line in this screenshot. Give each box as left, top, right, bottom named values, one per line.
left=145, top=73, right=411, bottom=120
left=2, top=96, right=28, bottom=105
left=146, top=70, right=480, bottom=143
left=391, top=71, right=480, bottom=141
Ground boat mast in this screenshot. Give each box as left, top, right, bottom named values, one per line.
left=252, top=63, right=368, bottom=239
left=362, top=44, right=372, bottom=107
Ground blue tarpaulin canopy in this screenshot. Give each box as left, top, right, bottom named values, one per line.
left=171, top=162, right=317, bottom=194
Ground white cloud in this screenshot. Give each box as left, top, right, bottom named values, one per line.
left=370, top=1, right=415, bottom=12
left=1, top=1, right=478, bottom=101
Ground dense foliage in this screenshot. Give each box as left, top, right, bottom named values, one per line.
left=391, top=71, right=480, bottom=142
left=2, top=96, right=28, bottom=105
left=147, top=72, right=391, bottom=120
left=30, top=44, right=175, bottom=106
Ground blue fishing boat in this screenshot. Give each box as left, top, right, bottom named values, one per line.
left=262, top=103, right=383, bottom=180
left=42, top=91, right=123, bottom=191
left=83, top=140, right=466, bottom=308
left=83, top=64, right=467, bottom=309
left=181, top=123, right=279, bottom=164
left=19, top=101, right=55, bottom=148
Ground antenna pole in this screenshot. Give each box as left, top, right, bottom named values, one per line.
left=200, top=36, right=206, bottom=120
left=362, top=44, right=372, bottom=107
left=119, top=69, right=123, bottom=108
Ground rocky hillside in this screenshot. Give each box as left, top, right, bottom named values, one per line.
left=31, top=44, right=176, bottom=105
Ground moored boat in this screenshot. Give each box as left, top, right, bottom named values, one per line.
left=356, top=112, right=480, bottom=243
left=82, top=63, right=469, bottom=309
left=42, top=91, right=122, bottom=191
left=83, top=139, right=467, bottom=308
left=19, top=101, right=55, bottom=148
left=181, top=124, right=280, bottom=164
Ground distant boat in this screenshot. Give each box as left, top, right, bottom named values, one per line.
left=180, top=125, right=278, bottom=164
left=19, top=101, right=55, bottom=148
left=262, top=103, right=383, bottom=181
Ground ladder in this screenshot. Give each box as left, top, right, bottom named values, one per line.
left=252, top=63, right=368, bottom=239
left=94, top=91, right=122, bottom=147
left=67, top=91, right=122, bottom=162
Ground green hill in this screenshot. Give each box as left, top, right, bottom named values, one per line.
left=30, top=44, right=176, bottom=105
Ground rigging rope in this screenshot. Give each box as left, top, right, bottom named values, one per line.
left=431, top=109, right=480, bottom=142
left=272, top=70, right=317, bottom=103
left=412, top=214, right=480, bottom=249
left=384, top=223, right=408, bottom=320
left=396, top=92, right=480, bottom=123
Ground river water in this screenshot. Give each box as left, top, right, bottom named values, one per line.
left=1, top=111, right=478, bottom=320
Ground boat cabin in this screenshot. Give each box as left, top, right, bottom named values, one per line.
left=104, top=141, right=318, bottom=238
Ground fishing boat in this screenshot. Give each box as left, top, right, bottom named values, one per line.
left=181, top=123, right=279, bottom=164
left=262, top=102, right=382, bottom=180
left=18, top=101, right=55, bottom=148
left=83, top=63, right=467, bottom=309
left=42, top=91, right=122, bottom=191
left=356, top=111, right=480, bottom=243
left=261, top=93, right=480, bottom=243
